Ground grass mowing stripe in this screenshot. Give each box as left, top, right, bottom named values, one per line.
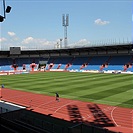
left=81, top=84, right=131, bottom=100
left=25, top=73, right=129, bottom=90
left=67, top=80, right=132, bottom=96
left=47, top=74, right=131, bottom=94
left=51, top=93, right=132, bottom=108
left=2, top=72, right=130, bottom=84
left=5, top=73, right=121, bottom=80
left=119, top=99, right=133, bottom=106
left=102, top=89, right=133, bottom=103
left=1, top=72, right=132, bottom=108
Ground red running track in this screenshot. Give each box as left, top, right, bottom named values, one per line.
left=0, top=88, right=133, bottom=133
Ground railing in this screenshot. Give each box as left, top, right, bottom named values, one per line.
left=0, top=38, right=132, bottom=51
left=0, top=109, right=122, bottom=133
left=68, top=122, right=122, bottom=133
left=0, top=107, right=10, bottom=114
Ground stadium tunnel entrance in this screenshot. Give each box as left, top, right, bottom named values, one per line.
left=38, top=60, right=48, bottom=71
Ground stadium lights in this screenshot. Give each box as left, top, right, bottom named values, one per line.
left=0, top=0, right=11, bottom=22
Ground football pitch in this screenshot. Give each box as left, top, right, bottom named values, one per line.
left=1, top=72, right=133, bottom=108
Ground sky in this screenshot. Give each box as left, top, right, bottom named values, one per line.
left=0, top=0, right=132, bottom=50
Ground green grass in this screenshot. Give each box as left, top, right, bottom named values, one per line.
left=1, top=72, right=133, bottom=108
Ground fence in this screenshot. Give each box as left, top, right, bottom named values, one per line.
left=68, top=123, right=122, bottom=133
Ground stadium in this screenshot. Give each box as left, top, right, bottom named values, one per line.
left=0, top=1, right=133, bottom=133
left=0, top=39, right=133, bottom=133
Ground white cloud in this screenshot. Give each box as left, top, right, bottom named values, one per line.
left=2, top=33, right=92, bottom=50
left=8, top=31, right=16, bottom=36
left=7, top=31, right=18, bottom=41
left=69, top=39, right=90, bottom=48
left=77, top=39, right=90, bottom=44
left=0, top=37, right=7, bottom=42
left=22, top=37, right=34, bottom=44
left=21, top=37, right=55, bottom=46
left=94, top=19, right=110, bottom=25
left=21, top=36, right=56, bottom=49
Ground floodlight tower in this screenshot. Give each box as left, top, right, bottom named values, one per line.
left=62, top=14, right=69, bottom=48
left=0, top=0, right=11, bottom=22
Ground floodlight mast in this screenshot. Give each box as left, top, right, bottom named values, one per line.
left=0, top=0, right=11, bottom=22
left=3, top=0, right=6, bottom=18
left=62, top=14, right=69, bottom=48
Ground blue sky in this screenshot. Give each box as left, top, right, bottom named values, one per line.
left=0, top=0, right=132, bottom=49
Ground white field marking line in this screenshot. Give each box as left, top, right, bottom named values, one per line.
left=54, top=101, right=76, bottom=113
left=33, top=100, right=55, bottom=109
left=43, top=101, right=75, bottom=111
left=111, top=107, right=120, bottom=127
left=43, top=101, right=76, bottom=110
left=115, top=126, right=133, bottom=130
left=45, top=106, right=61, bottom=110
left=84, top=106, right=114, bottom=121
left=3, top=93, right=34, bottom=99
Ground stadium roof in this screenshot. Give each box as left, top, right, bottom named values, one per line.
left=0, top=43, right=132, bottom=57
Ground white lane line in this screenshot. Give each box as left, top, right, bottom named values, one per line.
left=54, top=101, right=76, bottom=113
left=111, top=107, right=119, bottom=127
left=33, top=100, right=55, bottom=109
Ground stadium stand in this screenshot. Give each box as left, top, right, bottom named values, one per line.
left=46, top=55, right=132, bottom=72
left=0, top=56, right=132, bottom=74
left=0, top=43, right=132, bottom=73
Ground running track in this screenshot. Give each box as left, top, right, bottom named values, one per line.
left=1, top=88, right=133, bottom=133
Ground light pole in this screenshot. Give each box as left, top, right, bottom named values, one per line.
left=62, top=14, right=69, bottom=48
left=60, top=38, right=63, bottom=48
left=0, top=0, right=11, bottom=22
